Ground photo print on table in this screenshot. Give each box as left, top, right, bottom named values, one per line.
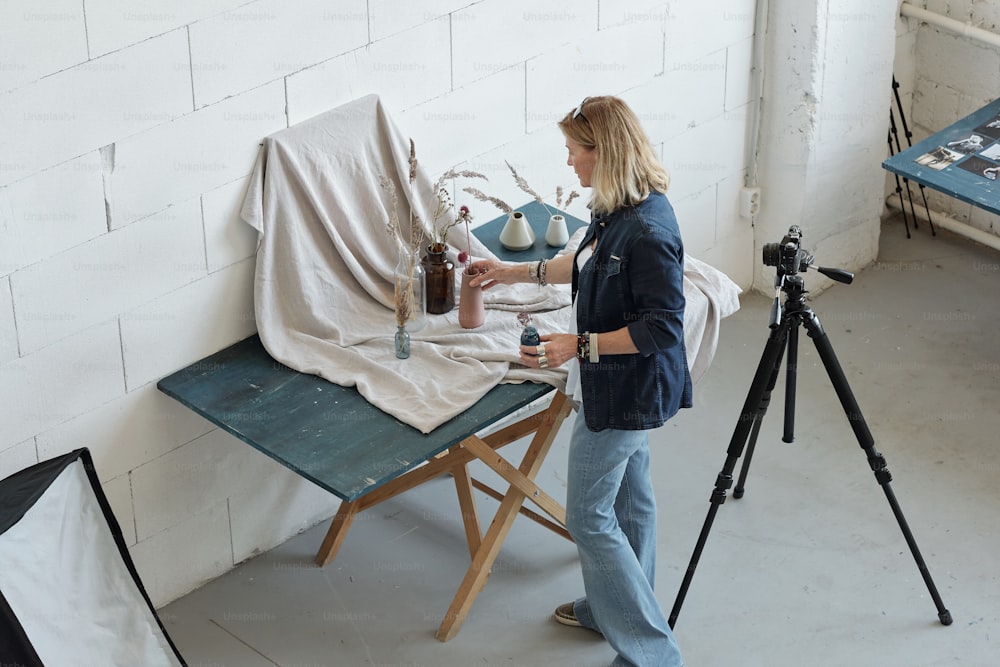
left=975, top=116, right=1000, bottom=141
left=957, top=155, right=1000, bottom=181
left=980, top=142, right=1000, bottom=161
left=945, top=133, right=988, bottom=155
left=915, top=146, right=964, bottom=171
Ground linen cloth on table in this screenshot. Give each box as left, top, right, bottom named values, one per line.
left=240, top=93, right=741, bottom=433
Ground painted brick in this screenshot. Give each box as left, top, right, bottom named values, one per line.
left=368, top=0, right=469, bottom=40
left=663, top=112, right=747, bottom=203
left=286, top=17, right=451, bottom=126
left=109, top=82, right=285, bottom=227
left=202, top=177, right=259, bottom=273
left=452, top=0, right=596, bottom=88
left=102, top=473, right=137, bottom=546
left=35, top=382, right=214, bottom=484
left=189, top=0, right=369, bottom=108
left=11, top=199, right=206, bottom=354
left=665, top=0, right=755, bottom=64
left=84, top=0, right=244, bottom=57
left=526, top=21, right=664, bottom=133
left=0, top=439, right=37, bottom=480
left=0, top=322, right=123, bottom=450
left=0, top=277, right=15, bottom=363
left=0, top=0, right=88, bottom=92
left=725, top=38, right=754, bottom=112
left=121, top=259, right=256, bottom=391
left=0, top=30, right=191, bottom=187
left=0, top=151, right=107, bottom=278
left=710, top=174, right=753, bottom=289
left=457, top=124, right=578, bottom=218
left=399, top=67, right=525, bottom=175
left=598, top=1, right=669, bottom=30
left=700, top=231, right=753, bottom=291
left=673, top=184, right=717, bottom=257
left=229, top=467, right=338, bottom=563
left=130, top=428, right=277, bottom=541
left=129, top=500, right=233, bottom=606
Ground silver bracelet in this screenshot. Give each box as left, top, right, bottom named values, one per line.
left=589, top=332, right=599, bottom=362
left=538, top=259, right=548, bottom=286
left=528, top=262, right=538, bottom=282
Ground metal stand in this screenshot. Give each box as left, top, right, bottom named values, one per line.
left=669, top=265, right=952, bottom=629
left=889, top=75, right=937, bottom=236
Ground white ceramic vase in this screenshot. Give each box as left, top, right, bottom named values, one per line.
left=545, top=214, right=569, bottom=247
left=498, top=210, right=535, bottom=251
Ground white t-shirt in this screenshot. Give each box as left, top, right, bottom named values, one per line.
left=563, top=243, right=594, bottom=409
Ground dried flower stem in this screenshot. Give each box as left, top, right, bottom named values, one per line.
left=462, top=186, right=512, bottom=214
left=506, top=160, right=552, bottom=217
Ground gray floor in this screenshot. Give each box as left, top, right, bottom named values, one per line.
left=161, top=216, right=1000, bottom=666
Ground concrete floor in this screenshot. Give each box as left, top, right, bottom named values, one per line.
left=161, top=217, right=1000, bottom=666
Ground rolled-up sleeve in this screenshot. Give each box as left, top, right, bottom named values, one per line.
left=625, top=228, right=685, bottom=356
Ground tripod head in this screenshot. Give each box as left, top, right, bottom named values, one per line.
left=764, top=226, right=854, bottom=327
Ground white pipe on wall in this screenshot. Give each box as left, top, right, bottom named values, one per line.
left=899, top=2, right=1000, bottom=48
left=885, top=196, right=1000, bottom=253
left=744, top=0, right=769, bottom=187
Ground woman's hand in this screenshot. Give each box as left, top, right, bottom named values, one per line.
left=519, top=333, right=577, bottom=369
left=467, top=259, right=524, bottom=289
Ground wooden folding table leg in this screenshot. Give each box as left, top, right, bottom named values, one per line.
left=435, top=392, right=571, bottom=641
left=452, top=463, right=482, bottom=558
left=315, top=498, right=361, bottom=567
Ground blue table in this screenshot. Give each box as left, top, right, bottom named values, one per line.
left=883, top=98, right=1000, bottom=216
left=157, top=211, right=577, bottom=641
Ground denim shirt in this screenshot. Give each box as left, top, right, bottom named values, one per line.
left=571, top=191, right=693, bottom=431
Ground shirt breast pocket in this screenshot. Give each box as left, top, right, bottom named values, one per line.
left=602, top=255, right=623, bottom=279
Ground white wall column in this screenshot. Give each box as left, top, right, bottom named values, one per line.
left=752, top=0, right=900, bottom=291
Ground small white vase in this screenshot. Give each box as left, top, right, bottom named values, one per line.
left=545, top=214, right=569, bottom=247
left=498, top=210, right=535, bottom=251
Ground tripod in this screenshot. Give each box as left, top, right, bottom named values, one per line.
left=668, top=257, right=953, bottom=629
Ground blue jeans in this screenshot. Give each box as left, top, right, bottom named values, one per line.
left=566, top=409, right=684, bottom=667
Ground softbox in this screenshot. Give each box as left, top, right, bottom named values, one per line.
left=0, top=448, right=185, bottom=666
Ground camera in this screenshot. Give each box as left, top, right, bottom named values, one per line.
left=762, top=225, right=813, bottom=276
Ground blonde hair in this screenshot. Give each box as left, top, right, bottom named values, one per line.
left=558, top=95, right=670, bottom=215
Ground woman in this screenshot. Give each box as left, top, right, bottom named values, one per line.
left=470, top=95, right=689, bottom=667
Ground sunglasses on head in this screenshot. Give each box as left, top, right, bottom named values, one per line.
left=573, top=97, right=590, bottom=122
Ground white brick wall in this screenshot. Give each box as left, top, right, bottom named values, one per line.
left=0, top=30, right=192, bottom=187
left=108, top=82, right=285, bottom=227
left=189, top=0, right=369, bottom=108
left=0, top=277, right=16, bottom=363
left=84, top=0, right=243, bottom=57
left=0, top=322, right=123, bottom=450
left=11, top=200, right=206, bottom=354
left=0, top=152, right=107, bottom=277
left=0, top=0, right=767, bottom=608
left=0, top=0, right=88, bottom=93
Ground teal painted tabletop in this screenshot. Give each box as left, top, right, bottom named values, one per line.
left=157, top=335, right=554, bottom=502
left=884, top=97, right=1000, bottom=216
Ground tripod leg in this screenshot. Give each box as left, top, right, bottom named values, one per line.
left=802, top=312, right=953, bottom=625
left=734, top=328, right=790, bottom=498
left=669, top=323, right=789, bottom=628
left=782, top=324, right=798, bottom=443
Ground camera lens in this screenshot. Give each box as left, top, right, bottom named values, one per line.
left=762, top=243, right=780, bottom=267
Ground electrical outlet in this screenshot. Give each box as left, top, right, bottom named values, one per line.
left=739, top=186, right=761, bottom=219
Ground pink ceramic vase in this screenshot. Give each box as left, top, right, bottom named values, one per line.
left=458, top=269, right=485, bottom=329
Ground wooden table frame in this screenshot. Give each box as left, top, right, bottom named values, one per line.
left=315, top=390, right=574, bottom=641
left=157, top=334, right=576, bottom=642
